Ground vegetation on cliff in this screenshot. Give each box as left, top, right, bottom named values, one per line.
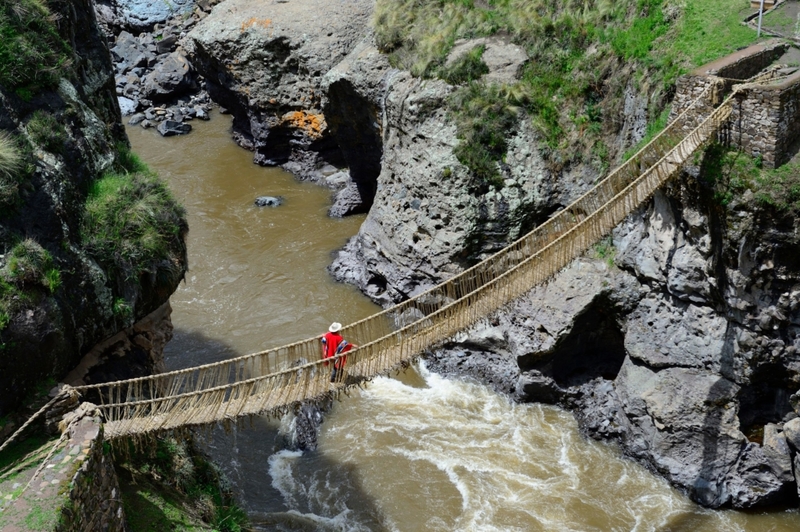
left=81, top=147, right=187, bottom=300
left=702, top=145, right=800, bottom=212
left=374, top=0, right=757, bottom=185
left=114, top=437, right=250, bottom=532
left=0, top=0, right=73, bottom=98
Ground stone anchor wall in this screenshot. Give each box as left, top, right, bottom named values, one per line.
left=669, top=40, right=800, bottom=169
left=728, top=71, right=800, bottom=168
left=55, top=410, right=127, bottom=531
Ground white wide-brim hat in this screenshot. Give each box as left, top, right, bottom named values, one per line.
left=329, top=322, right=342, bottom=333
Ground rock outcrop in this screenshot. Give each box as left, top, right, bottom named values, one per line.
left=0, top=0, right=187, bottom=415
left=187, top=0, right=374, bottom=181
left=327, top=40, right=597, bottom=305
left=426, top=174, right=800, bottom=508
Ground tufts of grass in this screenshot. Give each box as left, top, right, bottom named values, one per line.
left=0, top=0, right=73, bottom=94
left=438, top=44, right=489, bottom=85
left=0, top=130, right=21, bottom=179
left=3, top=239, right=60, bottom=292
left=26, top=110, right=67, bottom=155
left=374, top=0, right=758, bottom=180
left=81, top=160, right=186, bottom=285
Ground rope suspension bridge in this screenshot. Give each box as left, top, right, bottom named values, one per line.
left=2, top=72, right=779, bottom=448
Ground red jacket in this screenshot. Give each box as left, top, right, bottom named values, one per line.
left=321, top=331, right=352, bottom=369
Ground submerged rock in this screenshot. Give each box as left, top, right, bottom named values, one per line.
left=255, top=196, right=284, bottom=207
left=156, top=120, right=192, bottom=136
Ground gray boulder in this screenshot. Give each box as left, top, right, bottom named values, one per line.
left=328, top=181, right=365, bottom=218
left=111, top=31, right=149, bottom=73
left=115, top=0, right=196, bottom=31
left=142, top=52, right=196, bottom=103
left=156, top=120, right=192, bottom=137
left=615, top=360, right=745, bottom=508
left=727, top=443, right=795, bottom=508
left=784, top=417, right=800, bottom=451
left=117, top=96, right=138, bottom=116
left=255, top=196, right=283, bottom=207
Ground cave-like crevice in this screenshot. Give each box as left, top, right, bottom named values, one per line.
left=324, top=79, right=383, bottom=209
left=520, top=300, right=627, bottom=388
left=738, top=363, right=794, bottom=441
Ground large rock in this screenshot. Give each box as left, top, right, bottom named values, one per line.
left=112, top=0, right=196, bottom=32
left=329, top=70, right=598, bottom=305
left=110, top=31, right=149, bottom=73
left=187, top=0, right=374, bottom=174
left=615, top=360, right=745, bottom=507
left=727, top=443, right=795, bottom=508
left=445, top=36, right=528, bottom=84
left=142, top=52, right=196, bottom=102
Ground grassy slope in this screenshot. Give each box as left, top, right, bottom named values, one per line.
left=374, top=0, right=759, bottom=184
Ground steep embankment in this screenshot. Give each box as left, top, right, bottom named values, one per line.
left=0, top=0, right=187, bottom=417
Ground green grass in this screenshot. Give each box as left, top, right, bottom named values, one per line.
left=593, top=235, right=616, bottom=267
left=0, top=0, right=73, bottom=94
left=701, top=145, right=800, bottom=211
left=81, top=156, right=186, bottom=285
left=26, top=110, right=67, bottom=155
left=374, top=0, right=759, bottom=180
left=23, top=503, right=58, bottom=531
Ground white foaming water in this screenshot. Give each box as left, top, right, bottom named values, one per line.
left=246, top=362, right=800, bottom=531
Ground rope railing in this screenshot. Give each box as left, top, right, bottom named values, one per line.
left=74, top=83, right=736, bottom=439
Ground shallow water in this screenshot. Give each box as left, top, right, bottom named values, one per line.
left=129, top=115, right=800, bottom=531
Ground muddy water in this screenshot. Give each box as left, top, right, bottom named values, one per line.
left=127, top=117, right=379, bottom=362
left=129, top=117, right=800, bottom=531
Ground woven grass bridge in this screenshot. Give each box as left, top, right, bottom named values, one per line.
left=58, top=76, right=769, bottom=440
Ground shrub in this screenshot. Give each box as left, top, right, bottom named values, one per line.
left=0, top=0, right=73, bottom=92
left=82, top=167, right=186, bottom=284
left=450, top=82, right=522, bottom=189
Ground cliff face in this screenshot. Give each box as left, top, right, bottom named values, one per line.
left=0, top=0, right=187, bottom=415
left=427, top=169, right=800, bottom=509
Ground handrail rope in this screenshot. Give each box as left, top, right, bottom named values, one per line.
left=0, top=390, right=72, bottom=455
left=93, top=97, right=735, bottom=415
left=73, top=79, right=720, bottom=394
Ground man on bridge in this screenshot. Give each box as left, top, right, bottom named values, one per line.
left=321, top=322, right=356, bottom=383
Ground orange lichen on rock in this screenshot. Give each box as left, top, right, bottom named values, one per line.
left=282, top=111, right=326, bottom=139
left=241, top=17, right=272, bottom=32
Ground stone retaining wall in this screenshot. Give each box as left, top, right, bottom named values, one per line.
left=669, top=40, right=800, bottom=168
left=55, top=408, right=127, bottom=532
left=728, top=70, right=800, bottom=167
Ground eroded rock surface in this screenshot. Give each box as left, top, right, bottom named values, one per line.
left=187, top=0, right=374, bottom=180
left=426, top=173, right=800, bottom=508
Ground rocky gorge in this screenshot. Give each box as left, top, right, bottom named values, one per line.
left=156, top=0, right=800, bottom=512
left=2, top=0, right=799, bottom=527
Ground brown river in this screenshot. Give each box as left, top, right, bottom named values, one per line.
left=128, top=116, right=800, bottom=531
